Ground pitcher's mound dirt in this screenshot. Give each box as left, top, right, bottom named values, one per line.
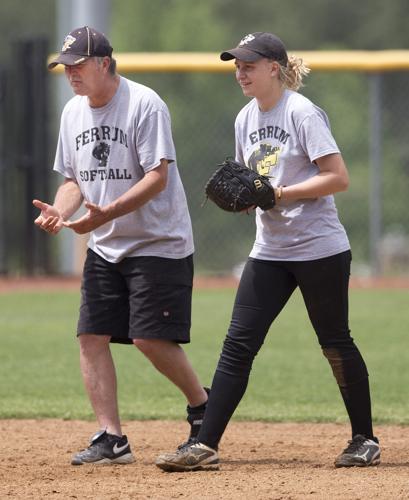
left=1, top=420, right=408, bottom=499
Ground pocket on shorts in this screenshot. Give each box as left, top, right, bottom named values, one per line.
left=129, top=281, right=192, bottom=341
left=155, top=284, right=192, bottom=326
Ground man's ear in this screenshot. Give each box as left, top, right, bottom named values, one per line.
left=102, top=56, right=111, bottom=73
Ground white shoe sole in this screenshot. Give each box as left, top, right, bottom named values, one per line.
left=71, top=452, right=135, bottom=466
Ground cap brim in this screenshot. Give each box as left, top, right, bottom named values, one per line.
left=48, top=53, right=90, bottom=70
left=220, top=48, right=263, bottom=62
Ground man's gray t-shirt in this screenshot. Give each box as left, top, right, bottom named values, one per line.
left=54, top=76, right=194, bottom=263
left=235, top=89, right=350, bottom=261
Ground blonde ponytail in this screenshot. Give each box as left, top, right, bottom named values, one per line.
left=279, top=55, right=310, bottom=91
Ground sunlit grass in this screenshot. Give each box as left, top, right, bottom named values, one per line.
left=0, top=287, right=408, bottom=423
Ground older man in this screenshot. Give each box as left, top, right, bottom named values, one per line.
left=34, top=26, right=208, bottom=465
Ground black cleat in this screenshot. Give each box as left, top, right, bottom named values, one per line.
left=335, top=434, right=380, bottom=468
left=71, top=429, right=135, bottom=465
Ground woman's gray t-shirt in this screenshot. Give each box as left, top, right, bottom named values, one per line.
left=235, top=89, right=350, bottom=261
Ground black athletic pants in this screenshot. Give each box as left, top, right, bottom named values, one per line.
left=198, top=251, right=374, bottom=449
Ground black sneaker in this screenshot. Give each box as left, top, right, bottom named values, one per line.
left=156, top=442, right=219, bottom=472
left=71, top=429, right=135, bottom=465
left=335, top=434, right=380, bottom=468
left=179, top=387, right=210, bottom=449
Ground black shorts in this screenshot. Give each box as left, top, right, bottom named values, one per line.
left=77, top=249, right=193, bottom=344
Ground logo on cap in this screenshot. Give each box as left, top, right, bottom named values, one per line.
left=62, top=35, right=76, bottom=52
left=239, top=34, right=255, bottom=46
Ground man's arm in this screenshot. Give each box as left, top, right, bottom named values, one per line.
left=33, top=178, right=83, bottom=234
left=63, top=159, right=168, bottom=234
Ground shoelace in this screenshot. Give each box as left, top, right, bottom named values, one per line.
left=177, top=437, right=199, bottom=451
left=342, top=436, right=367, bottom=454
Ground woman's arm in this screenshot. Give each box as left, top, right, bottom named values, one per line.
left=275, top=153, right=349, bottom=202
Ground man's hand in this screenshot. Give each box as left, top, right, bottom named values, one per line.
left=33, top=199, right=65, bottom=234
left=63, top=201, right=110, bottom=234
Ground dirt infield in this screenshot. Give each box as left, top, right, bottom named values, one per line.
left=1, top=420, right=409, bottom=499
left=1, top=277, right=408, bottom=498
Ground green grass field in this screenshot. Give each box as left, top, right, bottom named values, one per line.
left=0, top=286, right=408, bottom=424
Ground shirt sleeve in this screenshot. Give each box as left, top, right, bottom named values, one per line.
left=135, top=104, right=176, bottom=172
left=234, top=117, right=245, bottom=165
left=53, top=116, right=76, bottom=179
left=296, top=109, right=340, bottom=162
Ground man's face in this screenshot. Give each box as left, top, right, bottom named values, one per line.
left=64, top=58, right=105, bottom=96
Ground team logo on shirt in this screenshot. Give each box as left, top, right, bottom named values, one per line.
left=249, top=126, right=290, bottom=145
left=75, top=126, right=128, bottom=151
left=75, top=126, right=132, bottom=182
left=92, top=142, right=110, bottom=167
left=248, top=143, right=281, bottom=176
left=75, top=125, right=132, bottom=182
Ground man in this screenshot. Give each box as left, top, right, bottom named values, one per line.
left=34, top=26, right=208, bottom=466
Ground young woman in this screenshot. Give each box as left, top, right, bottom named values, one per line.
left=156, top=32, right=380, bottom=471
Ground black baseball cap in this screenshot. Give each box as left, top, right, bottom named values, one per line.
left=220, top=32, right=288, bottom=66
left=48, top=26, right=113, bottom=69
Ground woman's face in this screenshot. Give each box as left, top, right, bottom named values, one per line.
left=235, top=58, right=280, bottom=99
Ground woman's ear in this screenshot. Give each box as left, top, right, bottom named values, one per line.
left=271, top=61, right=280, bottom=77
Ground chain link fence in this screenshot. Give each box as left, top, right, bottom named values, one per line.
left=127, top=67, right=409, bottom=277
left=3, top=50, right=408, bottom=277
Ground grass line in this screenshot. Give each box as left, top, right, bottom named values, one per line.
left=0, top=288, right=408, bottom=423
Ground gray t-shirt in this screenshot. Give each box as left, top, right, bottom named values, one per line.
left=235, top=89, right=350, bottom=261
left=54, top=76, right=194, bottom=263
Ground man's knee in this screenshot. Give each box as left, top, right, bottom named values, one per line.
left=78, top=333, right=110, bottom=355
left=133, top=338, right=165, bottom=356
